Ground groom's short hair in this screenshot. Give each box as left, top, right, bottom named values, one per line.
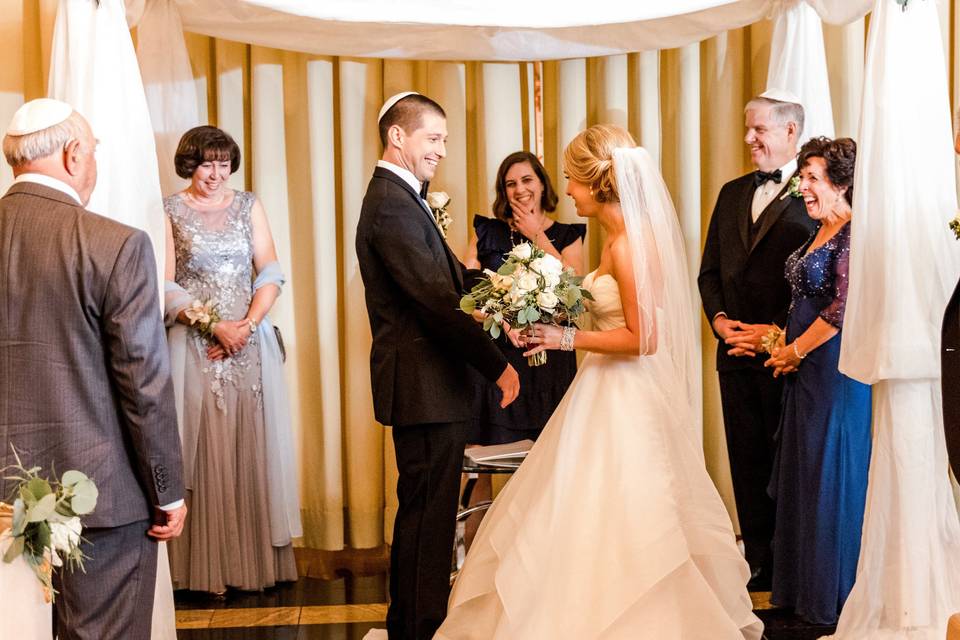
left=379, top=94, right=446, bottom=147
left=745, top=96, right=805, bottom=138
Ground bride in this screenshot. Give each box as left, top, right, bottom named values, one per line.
left=435, top=125, right=761, bottom=639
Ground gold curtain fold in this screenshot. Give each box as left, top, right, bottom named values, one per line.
left=8, top=0, right=948, bottom=549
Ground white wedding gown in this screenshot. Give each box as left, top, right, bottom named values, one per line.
left=436, top=271, right=762, bottom=640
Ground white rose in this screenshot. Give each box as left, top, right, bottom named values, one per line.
left=544, top=271, right=561, bottom=288
left=539, top=253, right=563, bottom=276
left=515, top=271, right=539, bottom=294
left=537, top=291, right=559, bottom=310
left=509, top=243, right=533, bottom=260
left=426, top=191, right=450, bottom=210
left=50, top=517, right=82, bottom=552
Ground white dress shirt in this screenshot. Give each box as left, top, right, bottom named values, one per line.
left=377, top=159, right=422, bottom=196
left=13, top=173, right=82, bottom=205
left=751, top=157, right=797, bottom=222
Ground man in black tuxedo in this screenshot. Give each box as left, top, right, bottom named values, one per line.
left=942, top=123, right=960, bottom=479
left=356, top=92, right=520, bottom=640
left=698, top=90, right=816, bottom=590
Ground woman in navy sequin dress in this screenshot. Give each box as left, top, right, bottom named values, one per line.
left=464, top=151, right=585, bottom=445
left=764, top=137, right=871, bottom=625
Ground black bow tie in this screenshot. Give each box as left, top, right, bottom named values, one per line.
left=754, top=169, right=782, bottom=186
left=419, top=181, right=430, bottom=200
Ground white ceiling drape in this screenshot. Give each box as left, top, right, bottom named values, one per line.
left=158, top=0, right=872, bottom=61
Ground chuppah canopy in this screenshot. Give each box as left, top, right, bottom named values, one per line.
left=127, top=0, right=874, bottom=60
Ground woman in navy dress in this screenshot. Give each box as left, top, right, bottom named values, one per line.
left=464, top=151, right=586, bottom=445
left=765, top=137, right=871, bottom=625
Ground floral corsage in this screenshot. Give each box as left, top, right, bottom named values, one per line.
left=426, top=191, right=452, bottom=239
left=760, top=324, right=785, bottom=354
left=184, top=299, right=221, bottom=340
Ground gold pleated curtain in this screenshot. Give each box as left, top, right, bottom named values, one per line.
left=4, top=0, right=959, bottom=550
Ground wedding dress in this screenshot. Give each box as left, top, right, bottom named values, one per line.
left=435, top=148, right=761, bottom=640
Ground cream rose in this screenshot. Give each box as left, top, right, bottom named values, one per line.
left=426, top=191, right=450, bottom=210
left=509, top=243, right=533, bottom=260
left=536, top=291, right=559, bottom=310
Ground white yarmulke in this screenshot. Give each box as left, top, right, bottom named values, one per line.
left=760, top=88, right=802, bottom=106
left=378, top=91, right=420, bottom=123
left=6, top=98, right=74, bottom=136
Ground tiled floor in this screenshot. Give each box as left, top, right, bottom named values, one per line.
left=173, top=554, right=835, bottom=640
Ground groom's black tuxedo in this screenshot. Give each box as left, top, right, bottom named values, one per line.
left=942, top=279, right=960, bottom=478
left=698, top=171, right=815, bottom=579
left=356, top=166, right=507, bottom=640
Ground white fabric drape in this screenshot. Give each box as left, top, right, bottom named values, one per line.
left=831, top=0, right=960, bottom=638
left=48, top=0, right=165, bottom=285
left=767, top=0, right=835, bottom=143
left=0, top=532, right=52, bottom=639
left=132, top=0, right=200, bottom=196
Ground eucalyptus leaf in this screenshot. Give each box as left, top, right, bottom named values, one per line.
left=27, top=478, right=51, bottom=500
left=27, top=493, right=56, bottom=523
left=19, top=486, right=36, bottom=507
left=11, top=500, right=26, bottom=536
left=497, top=261, right=517, bottom=276
left=490, top=323, right=501, bottom=339
left=483, top=316, right=494, bottom=331
left=459, top=296, right=476, bottom=314
left=61, top=470, right=88, bottom=487
left=3, top=535, right=24, bottom=563
left=527, top=308, right=541, bottom=323
left=70, top=479, right=98, bottom=515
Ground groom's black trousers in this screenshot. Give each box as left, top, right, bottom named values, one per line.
left=718, top=368, right=782, bottom=574
left=388, top=420, right=468, bottom=640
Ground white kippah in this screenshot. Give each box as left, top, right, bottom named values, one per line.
left=378, top=91, right=420, bottom=123
left=6, top=98, right=74, bottom=136
left=759, top=88, right=802, bottom=106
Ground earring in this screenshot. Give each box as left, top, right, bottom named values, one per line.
left=589, top=188, right=595, bottom=196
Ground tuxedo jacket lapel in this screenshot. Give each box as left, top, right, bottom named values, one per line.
left=373, top=167, right=463, bottom=290
left=751, top=176, right=796, bottom=253
left=737, top=180, right=756, bottom=252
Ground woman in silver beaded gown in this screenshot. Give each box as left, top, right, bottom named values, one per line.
left=163, top=126, right=301, bottom=594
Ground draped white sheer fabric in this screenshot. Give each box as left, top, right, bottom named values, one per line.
left=0, top=532, right=52, bottom=639
left=830, top=0, right=960, bottom=638
left=615, top=147, right=702, bottom=441
left=766, top=0, right=835, bottom=143
left=131, top=0, right=200, bottom=197
left=49, top=0, right=166, bottom=286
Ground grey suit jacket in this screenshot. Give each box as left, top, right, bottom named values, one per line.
left=0, top=181, right=184, bottom=528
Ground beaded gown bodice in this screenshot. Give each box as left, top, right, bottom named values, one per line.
left=164, top=190, right=261, bottom=410
left=784, top=222, right=850, bottom=331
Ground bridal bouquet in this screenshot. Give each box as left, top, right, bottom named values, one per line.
left=459, top=241, right=592, bottom=366
left=2, top=447, right=99, bottom=602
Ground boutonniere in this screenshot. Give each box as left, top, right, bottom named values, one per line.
left=949, top=211, right=960, bottom=240
left=779, top=175, right=802, bottom=201
left=426, top=191, right=452, bottom=239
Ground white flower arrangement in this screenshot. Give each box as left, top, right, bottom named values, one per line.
left=426, top=191, right=453, bottom=239
left=2, top=446, right=98, bottom=602
left=460, top=241, right=592, bottom=366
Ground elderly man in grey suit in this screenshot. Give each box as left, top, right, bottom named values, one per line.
left=0, top=98, right=186, bottom=639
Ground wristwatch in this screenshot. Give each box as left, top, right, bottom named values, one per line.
left=247, top=318, right=258, bottom=334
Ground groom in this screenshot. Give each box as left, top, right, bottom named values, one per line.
left=356, top=92, right=519, bottom=640
left=698, top=90, right=815, bottom=589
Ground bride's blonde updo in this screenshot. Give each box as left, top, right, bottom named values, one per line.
left=563, top=124, right=637, bottom=203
